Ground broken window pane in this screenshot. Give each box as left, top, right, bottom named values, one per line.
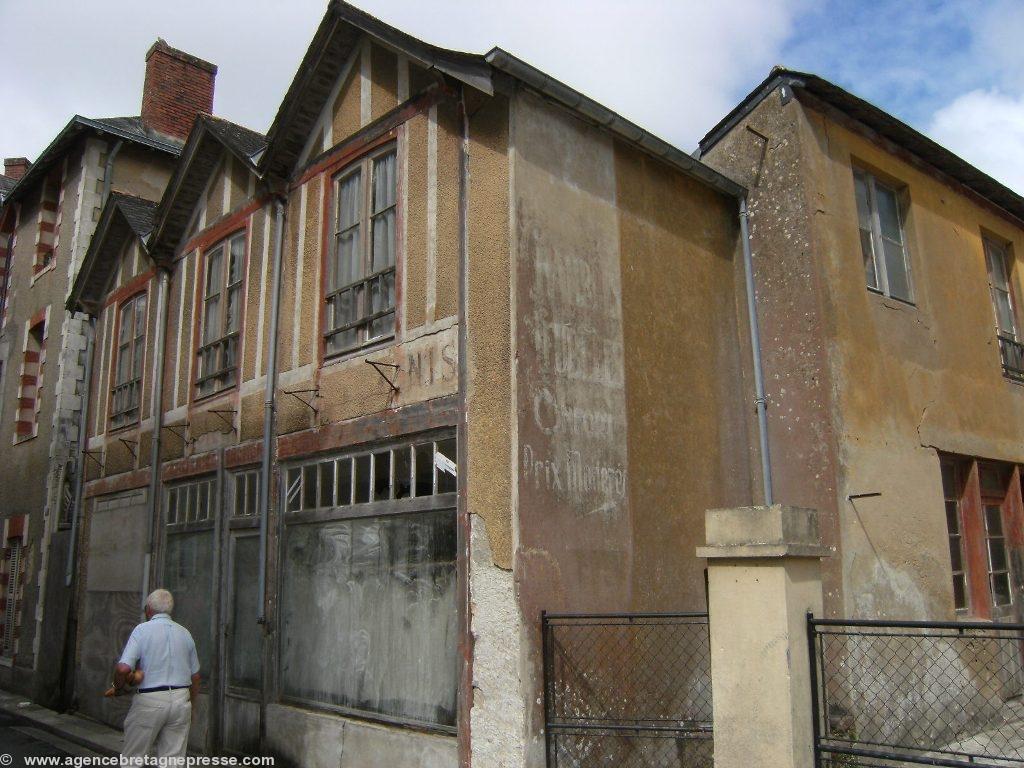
left=279, top=510, right=458, bottom=727
left=355, top=455, right=371, bottom=504
left=414, top=443, right=433, bottom=497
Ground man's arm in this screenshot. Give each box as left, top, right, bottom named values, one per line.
left=189, top=673, right=201, bottom=705
left=107, top=628, right=141, bottom=696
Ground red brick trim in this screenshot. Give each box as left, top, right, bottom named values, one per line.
left=224, top=440, right=262, bottom=469
left=179, top=199, right=266, bottom=257
left=84, top=468, right=151, bottom=499
left=102, top=270, right=156, bottom=310
left=277, top=395, right=458, bottom=460
left=6, top=516, right=25, bottom=540
left=162, top=451, right=219, bottom=482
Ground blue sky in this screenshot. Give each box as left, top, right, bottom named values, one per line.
left=1, top=0, right=1023, bottom=190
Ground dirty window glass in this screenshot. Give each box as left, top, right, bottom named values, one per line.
left=853, top=169, right=913, bottom=302
left=279, top=510, right=458, bottom=727
left=228, top=535, right=262, bottom=689
left=163, top=530, right=215, bottom=678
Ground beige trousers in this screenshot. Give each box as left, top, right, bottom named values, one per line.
left=121, top=688, right=192, bottom=760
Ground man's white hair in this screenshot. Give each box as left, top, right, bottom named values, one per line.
left=146, top=589, right=174, bottom=615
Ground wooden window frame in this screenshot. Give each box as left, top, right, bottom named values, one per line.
left=323, top=143, right=398, bottom=358
left=853, top=167, right=915, bottom=303
left=109, top=292, right=147, bottom=430
left=984, top=236, right=1024, bottom=382
left=195, top=231, right=246, bottom=399
left=941, top=455, right=1023, bottom=619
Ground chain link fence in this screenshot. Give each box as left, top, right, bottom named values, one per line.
left=809, top=616, right=1024, bottom=767
left=542, top=612, right=712, bottom=768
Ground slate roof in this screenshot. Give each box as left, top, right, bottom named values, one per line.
left=259, top=0, right=743, bottom=198
left=67, top=193, right=158, bottom=315
left=0, top=175, right=15, bottom=202
left=697, top=67, right=1024, bottom=224
left=148, top=115, right=266, bottom=263
left=0, top=114, right=182, bottom=210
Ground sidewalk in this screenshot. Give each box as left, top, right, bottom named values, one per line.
left=0, top=689, right=123, bottom=756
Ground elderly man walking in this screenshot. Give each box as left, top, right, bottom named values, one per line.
left=111, top=589, right=201, bottom=760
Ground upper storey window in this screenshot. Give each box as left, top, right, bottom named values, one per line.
left=110, top=293, right=147, bottom=429
left=325, top=146, right=397, bottom=357
left=197, top=232, right=245, bottom=398
left=854, top=168, right=914, bottom=303
left=984, top=237, right=1023, bottom=381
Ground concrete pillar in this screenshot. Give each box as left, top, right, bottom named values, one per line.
left=697, top=505, right=828, bottom=768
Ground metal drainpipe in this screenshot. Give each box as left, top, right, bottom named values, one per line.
left=739, top=196, right=774, bottom=506
left=65, top=319, right=95, bottom=586
left=257, top=198, right=286, bottom=624
left=141, top=268, right=170, bottom=606
left=102, top=140, right=123, bottom=203
left=455, top=84, right=472, bottom=766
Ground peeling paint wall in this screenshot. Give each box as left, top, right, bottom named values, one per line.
left=510, top=91, right=756, bottom=767
left=703, top=87, right=1024, bottom=622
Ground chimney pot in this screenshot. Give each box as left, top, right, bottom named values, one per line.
left=4, top=158, right=30, bottom=181
left=140, top=39, right=217, bottom=142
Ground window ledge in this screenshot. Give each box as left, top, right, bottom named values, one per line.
left=192, top=385, right=238, bottom=407
left=867, top=289, right=917, bottom=310
left=321, top=335, right=396, bottom=369
left=30, top=261, right=57, bottom=285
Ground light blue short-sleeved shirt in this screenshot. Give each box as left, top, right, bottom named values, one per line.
left=118, top=613, right=199, bottom=688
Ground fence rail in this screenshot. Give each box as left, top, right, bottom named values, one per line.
left=542, top=611, right=712, bottom=768
left=809, top=614, right=1024, bottom=768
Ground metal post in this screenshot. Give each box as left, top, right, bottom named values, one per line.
left=806, top=612, right=822, bottom=768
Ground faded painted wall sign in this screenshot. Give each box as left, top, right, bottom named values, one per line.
left=514, top=93, right=633, bottom=613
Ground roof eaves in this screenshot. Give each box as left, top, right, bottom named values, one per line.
left=260, top=1, right=492, bottom=180
left=698, top=67, right=1024, bottom=224
left=696, top=68, right=794, bottom=156
left=484, top=48, right=746, bottom=200
left=1, top=115, right=183, bottom=210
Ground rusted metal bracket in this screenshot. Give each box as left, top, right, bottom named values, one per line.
left=208, top=409, right=237, bottom=434
left=118, top=438, right=138, bottom=461
left=162, top=424, right=192, bottom=447
left=366, top=359, right=400, bottom=395
left=847, top=492, right=882, bottom=501
left=283, top=388, right=319, bottom=416
left=83, top=450, right=104, bottom=471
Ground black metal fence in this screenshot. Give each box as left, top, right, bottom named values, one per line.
left=542, top=612, right=712, bottom=768
left=809, top=615, right=1024, bottom=767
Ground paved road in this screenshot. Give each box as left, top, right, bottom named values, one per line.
left=0, top=712, right=99, bottom=766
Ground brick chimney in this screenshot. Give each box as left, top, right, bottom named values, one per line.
left=4, top=158, right=30, bottom=181
left=140, top=39, right=217, bottom=142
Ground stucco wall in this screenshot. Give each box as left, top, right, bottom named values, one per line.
left=510, top=91, right=756, bottom=766
left=703, top=86, right=1024, bottom=621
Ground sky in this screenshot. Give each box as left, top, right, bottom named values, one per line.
left=1, top=0, right=1023, bottom=191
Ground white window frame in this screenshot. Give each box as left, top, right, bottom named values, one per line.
left=854, top=168, right=914, bottom=303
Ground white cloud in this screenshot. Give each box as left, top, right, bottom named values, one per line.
left=0, top=0, right=802, bottom=163
left=928, top=89, right=1024, bottom=194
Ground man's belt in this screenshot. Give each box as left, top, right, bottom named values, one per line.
left=138, top=685, right=191, bottom=693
